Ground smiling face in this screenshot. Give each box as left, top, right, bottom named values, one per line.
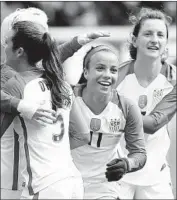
left=133, top=19, right=168, bottom=59
left=84, top=50, right=119, bottom=96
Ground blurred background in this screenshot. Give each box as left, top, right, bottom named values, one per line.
left=1, top=1, right=176, bottom=68
left=1, top=1, right=176, bottom=198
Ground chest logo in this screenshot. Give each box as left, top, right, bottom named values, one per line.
left=90, top=118, right=101, bottom=132
left=153, top=89, right=163, bottom=99
left=109, top=118, right=121, bottom=133
left=138, top=95, right=147, bottom=109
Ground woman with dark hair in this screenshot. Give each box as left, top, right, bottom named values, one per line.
left=1, top=20, right=84, bottom=199
left=116, top=7, right=176, bottom=199
left=0, top=7, right=109, bottom=199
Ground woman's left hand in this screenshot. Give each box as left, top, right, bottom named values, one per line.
left=77, top=31, right=110, bottom=46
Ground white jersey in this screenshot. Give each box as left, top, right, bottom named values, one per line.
left=117, top=71, right=174, bottom=185
left=2, top=70, right=80, bottom=195
left=71, top=84, right=146, bottom=184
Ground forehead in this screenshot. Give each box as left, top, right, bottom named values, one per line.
left=90, top=51, right=119, bottom=64
left=140, top=19, right=167, bottom=32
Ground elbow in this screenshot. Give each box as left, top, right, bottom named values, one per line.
left=143, top=126, right=157, bottom=134
left=139, top=153, right=147, bottom=170
left=143, top=114, right=168, bottom=134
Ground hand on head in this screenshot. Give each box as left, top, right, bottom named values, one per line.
left=77, top=31, right=110, bottom=46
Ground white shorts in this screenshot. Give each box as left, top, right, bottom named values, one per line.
left=83, top=181, right=121, bottom=199
left=1, top=188, right=22, bottom=199
left=20, top=176, right=84, bottom=199
left=118, top=165, right=174, bottom=199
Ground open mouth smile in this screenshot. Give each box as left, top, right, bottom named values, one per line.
left=98, top=81, right=111, bottom=87
left=147, top=46, right=159, bottom=50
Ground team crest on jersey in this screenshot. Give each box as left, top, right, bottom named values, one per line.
left=90, top=118, right=101, bottom=132
left=153, top=89, right=163, bottom=99
left=109, top=118, right=121, bottom=133
left=138, top=95, right=147, bottom=109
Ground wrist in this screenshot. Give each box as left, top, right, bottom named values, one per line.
left=77, top=34, right=88, bottom=46
left=121, top=157, right=130, bottom=173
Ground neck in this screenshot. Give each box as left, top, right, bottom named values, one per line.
left=11, top=60, right=35, bottom=73
left=134, top=56, right=162, bottom=81
left=82, top=87, right=111, bottom=115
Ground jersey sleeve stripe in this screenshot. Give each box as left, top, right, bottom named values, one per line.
left=19, top=116, right=34, bottom=195
left=12, top=129, right=20, bottom=190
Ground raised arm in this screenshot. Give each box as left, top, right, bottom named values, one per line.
left=58, top=32, right=110, bottom=63
left=144, top=62, right=176, bottom=134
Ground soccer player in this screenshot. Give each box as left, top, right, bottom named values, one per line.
left=0, top=8, right=109, bottom=199
left=1, top=17, right=84, bottom=198
left=69, top=45, right=147, bottom=199
left=115, top=8, right=176, bottom=199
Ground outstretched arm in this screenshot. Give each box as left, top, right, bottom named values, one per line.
left=117, top=61, right=176, bottom=134
left=143, top=84, right=176, bottom=134
left=1, top=90, right=56, bottom=125
left=58, top=32, right=110, bottom=63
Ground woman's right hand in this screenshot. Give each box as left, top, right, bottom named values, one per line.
left=32, top=107, right=57, bottom=126
left=17, top=99, right=57, bottom=126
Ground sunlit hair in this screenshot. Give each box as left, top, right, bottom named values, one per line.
left=12, top=21, right=71, bottom=108
left=79, top=45, right=119, bottom=84
left=1, top=7, right=48, bottom=46
left=129, top=7, right=172, bottom=60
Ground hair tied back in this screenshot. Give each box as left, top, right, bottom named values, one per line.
left=42, top=32, right=51, bottom=59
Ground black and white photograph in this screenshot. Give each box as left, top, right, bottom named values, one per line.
left=1, top=1, right=176, bottom=199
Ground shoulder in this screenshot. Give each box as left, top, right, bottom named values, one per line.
left=117, top=59, right=135, bottom=86
left=3, top=74, right=24, bottom=98
left=111, top=90, right=138, bottom=117
left=118, top=93, right=135, bottom=108
left=119, top=59, right=134, bottom=69
left=72, top=83, right=86, bottom=97
left=118, top=93, right=141, bottom=118
left=1, top=64, right=17, bottom=87
left=161, top=62, right=176, bottom=85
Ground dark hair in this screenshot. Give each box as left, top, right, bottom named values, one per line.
left=79, top=45, right=118, bottom=84
left=129, top=7, right=172, bottom=60
left=12, top=21, right=71, bottom=108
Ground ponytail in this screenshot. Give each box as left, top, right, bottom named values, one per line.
left=11, top=21, right=71, bottom=108
left=42, top=32, right=71, bottom=108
